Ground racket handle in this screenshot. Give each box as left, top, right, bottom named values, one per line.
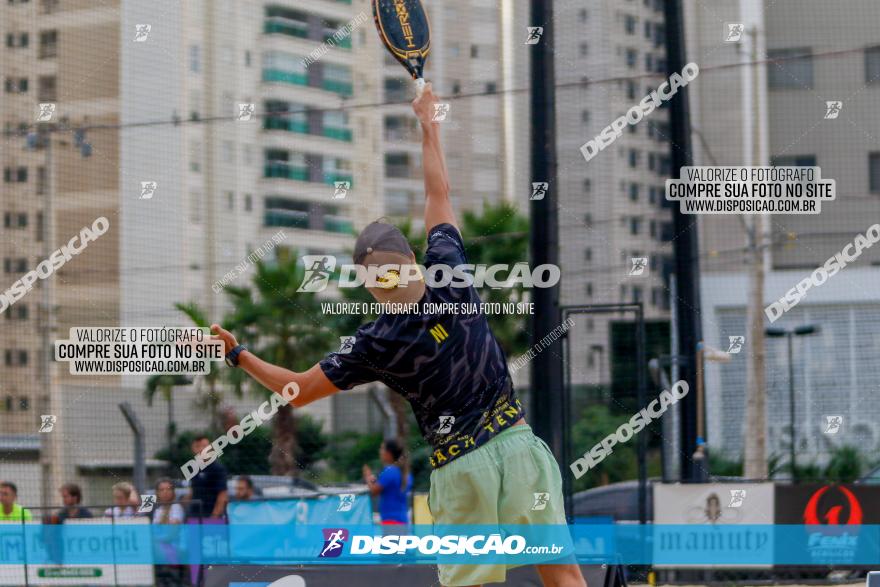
left=415, top=77, right=426, bottom=96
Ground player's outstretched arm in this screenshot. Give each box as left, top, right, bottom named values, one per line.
left=412, top=83, right=457, bottom=234
left=210, top=324, right=340, bottom=407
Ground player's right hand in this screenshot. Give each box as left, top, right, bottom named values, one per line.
left=412, top=82, right=438, bottom=125
left=210, top=324, right=238, bottom=355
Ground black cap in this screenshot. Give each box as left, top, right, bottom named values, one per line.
left=353, top=221, right=412, bottom=265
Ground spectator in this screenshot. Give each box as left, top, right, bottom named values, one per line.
left=104, top=482, right=138, bottom=519
left=186, top=435, right=228, bottom=519
left=362, top=439, right=413, bottom=525
left=152, top=478, right=190, bottom=587
left=54, top=483, right=93, bottom=523
left=0, top=482, right=32, bottom=522
left=234, top=475, right=255, bottom=501
left=153, top=478, right=185, bottom=524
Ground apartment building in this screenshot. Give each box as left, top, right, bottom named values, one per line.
left=553, top=0, right=674, bottom=398
left=686, top=0, right=880, bottom=461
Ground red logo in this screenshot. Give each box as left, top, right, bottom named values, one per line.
left=803, top=486, right=863, bottom=525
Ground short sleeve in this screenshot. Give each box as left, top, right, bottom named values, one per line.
left=319, top=325, right=380, bottom=391
left=377, top=466, right=400, bottom=490
left=425, top=223, right=468, bottom=268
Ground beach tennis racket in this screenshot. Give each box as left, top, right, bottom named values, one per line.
left=372, top=0, right=432, bottom=94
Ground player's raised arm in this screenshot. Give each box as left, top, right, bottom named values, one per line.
left=210, top=324, right=340, bottom=408
left=412, top=83, right=457, bottom=234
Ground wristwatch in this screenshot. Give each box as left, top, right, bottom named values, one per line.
left=225, top=345, right=247, bottom=368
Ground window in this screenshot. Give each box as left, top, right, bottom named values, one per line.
left=36, top=212, right=43, bottom=241
left=579, top=9, right=588, bottom=22
left=579, top=43, right=588, bottom=57
left=583, top=178, right=592, bottom=193
left=632, top=286, right=643, bottom=304
left=189, top=45, right=201, bottom=72
left=768, top=48, right=814, bottom=89
left=18, top=396, right=29, bottom=410
left=244, top=193, right=253, bottom=212
left=226, top=191, right=235, bottom=210
left=626, top=80, right=637, bottom=100
left=624, top=15, right=636, bottom=35
left=626, top=48, right=637, bottom=68
left=37, top=75, right=56, bottom=101
left=470, top=45, right=479, bottom=58
left=38, top=30, right=57, bottom=58
left=629, top=183, right=640, bottom=201
left=485, top=81, right=497, bottom=94
left=870, top=153, right=880, bottom=193
left=630, top=217, right=641, bottom=235
left=189, top=190, right=202, bottom=223
left=866, top=46, right=880, bottom=85
left=586, top=283, right=593, bottom=297
left=584, top=248, right=592, bottom=262
left=583, top=213, right=592, bottom=227
left=628, top=149, right=639, bottom=168
left=771, top=155, right=817, bottom=167
left=644, top=22, right=652, bottom=39
left=244, top=50, right=252, bottom=67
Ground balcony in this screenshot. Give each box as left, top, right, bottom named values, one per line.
left=264, top=17, right=309, bottom=39
left=264, top=209, right=309, bottom=229
left=324, top=214, right=353, bottom=234
left=264, top=162, right=309, bottom=181
left=264, top=117, right=309, bottom=134
left=322, top=79, right=352, bottom=96
left=322, top=126, right=352, bottom=141
left=263, top=69, right=308, bottom=86
left=323, top=171, right=353, bottom=186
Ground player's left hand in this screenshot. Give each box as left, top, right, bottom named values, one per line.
left=362, top=464, right=373, bottom=482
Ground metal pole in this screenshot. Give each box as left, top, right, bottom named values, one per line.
left=664, top=0, right=703, bottom=482
left=529, top=0, right=563, bottom=460
left=635, top=305, right=647, bottom=525
left=787, top=333, right=796, bottom=481
left=119, top=403, right=146, bottom=494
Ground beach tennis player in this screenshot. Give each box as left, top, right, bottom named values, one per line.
left=211, top=83, right=586, bottom=587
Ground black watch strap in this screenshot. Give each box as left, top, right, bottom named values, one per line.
left=225, top=344, right=246, bottom=368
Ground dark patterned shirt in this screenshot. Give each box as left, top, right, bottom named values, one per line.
left=320, top=223, right=525, bottom=468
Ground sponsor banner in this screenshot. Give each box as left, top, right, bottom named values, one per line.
left=653, top=483, right=775, bottom=568
left=775, top=484, right=880, bottom=566
left=1, top=523, right=879, bottom=565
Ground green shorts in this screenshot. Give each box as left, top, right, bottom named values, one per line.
left=427, top=424, right=572, bottom=586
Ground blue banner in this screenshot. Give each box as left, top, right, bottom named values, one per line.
left=0, top=524, right=878, bottom=566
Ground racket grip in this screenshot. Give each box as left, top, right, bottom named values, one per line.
left=415, top=77, right=426, bottom=96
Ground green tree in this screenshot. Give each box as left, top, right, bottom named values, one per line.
left=145, top=374, right=192, bottom=473
left=213, top=250, right=337, bottom=476
left=460, top=202, right=530, bottom=356
left=175, top=302, right=224, bottom=433
left=570, top=404, right=639, bottom=491
left=824, top=446, right=863, bottom=483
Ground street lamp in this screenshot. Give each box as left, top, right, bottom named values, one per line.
left=764, top=324, right=820, bottom=481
